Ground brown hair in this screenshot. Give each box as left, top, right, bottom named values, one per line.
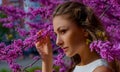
left=53, top=1, right=119, bottom=72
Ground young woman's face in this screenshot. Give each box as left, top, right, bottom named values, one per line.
left=53, top=16, right=87, bottom=57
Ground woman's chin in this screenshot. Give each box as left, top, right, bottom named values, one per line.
left=65, top=53, right=74, bottom=57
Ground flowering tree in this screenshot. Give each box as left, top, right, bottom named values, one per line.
left=79, top=0, right=120, bottom=61
left=0, top=0, right=120, bottom=72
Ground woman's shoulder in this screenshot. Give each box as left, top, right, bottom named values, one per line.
left=93, top=65, right=113, bottom=72
left=92, top=59, right=113, bottom=72
left=73, top=59, right=110, bottom=72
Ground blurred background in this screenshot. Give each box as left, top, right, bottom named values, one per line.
left=0, top=0, right=42, bottom=71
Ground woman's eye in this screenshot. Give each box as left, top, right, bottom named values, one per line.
left=60, top=30, right=67, bottom=34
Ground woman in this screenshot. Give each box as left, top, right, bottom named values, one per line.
left=35, top=1, right=115, bottom=72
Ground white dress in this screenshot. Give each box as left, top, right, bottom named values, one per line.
left=73, top=59, right=108, bottom=72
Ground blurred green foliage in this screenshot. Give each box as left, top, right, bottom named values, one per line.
left=0, top=68, right=11, bottom=72
left=26, top=66, right=41, bottom=72
left=0, top=12, right=14, bottom=42
left=0, top=66, right=61, bottom=72
left=0, top=12, right=9, bottom=41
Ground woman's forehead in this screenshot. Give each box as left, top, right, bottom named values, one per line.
left=53, top=16, right=72, bottom=29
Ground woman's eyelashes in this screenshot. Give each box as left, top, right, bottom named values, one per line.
left=54, top=28, right=68, bottom=36
left=59, top=29, right=67, bottom=35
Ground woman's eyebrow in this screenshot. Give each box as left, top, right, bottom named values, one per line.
left=57, top=26, right=67, bottom=31
left=54, top=26, right=68, bottom=34
left=54, top=27, right=60, bottom=33
left=57, top=27, right=61, bottom=31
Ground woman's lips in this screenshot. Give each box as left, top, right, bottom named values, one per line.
left=62, top=47, right=68, bottom=52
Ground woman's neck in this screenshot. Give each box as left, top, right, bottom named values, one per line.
left=77, top=45, right=100, bottom=66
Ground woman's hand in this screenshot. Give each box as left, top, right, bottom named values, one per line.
left=35, top=30, right=53, bottom=72
left=35, top=30, right=53, bottom=61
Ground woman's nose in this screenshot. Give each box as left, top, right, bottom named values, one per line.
left=56, top=37, right=63, bottom=47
